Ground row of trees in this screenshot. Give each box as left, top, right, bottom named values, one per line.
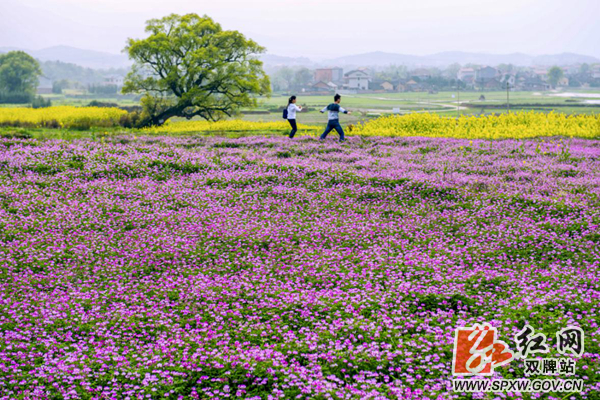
left=0, top=54, right=130, bottom=99
left=267, top=64, right=560, bottom=93
left=270, top=67, right=313, bottom=91
left=270, top=62, right=600, bottom=93
left=51, top=81, right=120, bottom=95
left=0, top=51, right=43, bottom=104
left=42, top=60, right=128, bottom=86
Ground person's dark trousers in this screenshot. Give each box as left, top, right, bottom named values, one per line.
left=288, top=119, right=298, bottom=138
left=320, top=119, right=345, bottom=142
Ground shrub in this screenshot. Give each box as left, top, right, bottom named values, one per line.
left=0, top=91, right=33, bottom=104
left=119, top=111, right=143, bottom=129
left=88, top=100, right=120, bottom=108
left=31, top=96, right=52, bottom=109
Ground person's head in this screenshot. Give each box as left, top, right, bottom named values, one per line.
left=334, top=94, right=341, bottom=104
left=288, top=95, right=297, bottom=104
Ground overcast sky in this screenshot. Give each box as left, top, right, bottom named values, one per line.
left=1, top=0, right=598, bottom=59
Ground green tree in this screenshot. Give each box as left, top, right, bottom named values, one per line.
left=445, top=63, right=462, bottom=78
left=0, top=51, right=41, bottom=94
left=293, top=68, right=313, bottom=89
left=497, top=63, right=515, bottom=74
left=123, top=13, right=270, bottom=126
left=52, top=79, right=70, bottom=94
left=375, top=65, right=408, bottom=81
left=271, top=67, right=294, bottom=91
left=547, top=66, right=564, bottom=88
left=31, top=95, right=52, bottom=109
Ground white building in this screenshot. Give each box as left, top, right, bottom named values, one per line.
left=104, top=75, right=125, bottom=87
left=457, top=68, right=476, bottom=84
left=344, top=70, right=370, bottom=90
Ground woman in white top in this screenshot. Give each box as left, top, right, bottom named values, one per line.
left=286, top=96, right=302, bottom=139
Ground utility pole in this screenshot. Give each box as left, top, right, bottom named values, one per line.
left=457, top=81, right=460, bottom=119
left=506, top=81, right=510, bottom=113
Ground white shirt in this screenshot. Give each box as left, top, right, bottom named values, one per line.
left=287, top=104, right=302, bottom=119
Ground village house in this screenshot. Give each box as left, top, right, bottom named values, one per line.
left=36, top=85, right=53, bottom=95
left=475, top=66, right=499, bottom=84
left=36, top=77, right=53, bottom=95
left=370, top=79, right=409, bottom=92
left=344, top=70, right=371, bottom=91
left=103, top=75, right=125, bottom=87
left=457, top=68, right=476, bottom=85
left=562, top=65, right=579, bottom=75
left=314, top=68, right=344, bottom=86
left=370, top=80, right=396, bottom=92
left=411, top=68, right=432, bottom=80
left=405, top=79, right=422, bottom=92
left=380, top=81, right=395, bottom=91
left=558, top=77, right=570, bottom=87
left=532, top=69, right=549, bottom=82
left=500, top=73, right=516, bottom=88
left=522, top=76, right=551, bottom=91
left=311, top=81, right=338, bottom=93
left=395, top=82, right=407, bottom=92
left=482, top=78, right=502, bottom=90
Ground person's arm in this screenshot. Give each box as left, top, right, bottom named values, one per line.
left=295, top=104, right=302, bottom=111
left=339, top=107, right=350, bottom=114
left=320, top=106, right=327, bottom=113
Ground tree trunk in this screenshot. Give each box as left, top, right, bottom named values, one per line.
left=137, top=105, right=189, bottom=128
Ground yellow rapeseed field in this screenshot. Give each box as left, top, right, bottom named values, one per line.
left=144, top=120, right=321, bottom=135
left=0, top=106, right=127, bottom=129
left=150, top=112, right=599, bottom=139
left=1, top=106, right=598, bottom=139
left=350, top=111, right=600, bottom=139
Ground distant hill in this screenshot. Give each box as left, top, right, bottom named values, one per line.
left=322, top=51, right=422, bottom=67
left=532, top=52, right=600, bottom=66
left=0, top=46, right=310, bottom=71
left=40, top=60, right=129, bottom=85
left=260, top=54, right=314, bottom=67
left=324, top=51, right=599, bottom=68
left=0, top=45, right=131, bottom=69
left=0, top=46, right=313, bottom=71
left=424, top=51, right=534, bottom=67
left=1, top=45, right=597, bottom=71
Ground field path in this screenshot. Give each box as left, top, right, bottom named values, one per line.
left=345, top=94, right=469, bottom=114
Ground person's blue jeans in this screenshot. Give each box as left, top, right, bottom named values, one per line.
left=288, top=119, right=298, bottom=138
left=320, top=119, right=345, bottom=142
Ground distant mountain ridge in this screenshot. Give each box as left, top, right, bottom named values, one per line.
left=259, top=54, right=314, bottom=67
left=0, top=45, right=131, bottom=69
left=324, top=51, right=600, bottom=68
left=0, top=45, right=597, bottom=70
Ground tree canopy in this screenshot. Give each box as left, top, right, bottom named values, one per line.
left=123, top=13, right=271, bottom=126
left=0, top=51, right=41, bottom=94
left=547, top=66, right=564, bottom=88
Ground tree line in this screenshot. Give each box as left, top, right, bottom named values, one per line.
left=0, top=51, right=49, bottom=106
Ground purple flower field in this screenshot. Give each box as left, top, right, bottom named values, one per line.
left=0, top=135, right=599, bottom=399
